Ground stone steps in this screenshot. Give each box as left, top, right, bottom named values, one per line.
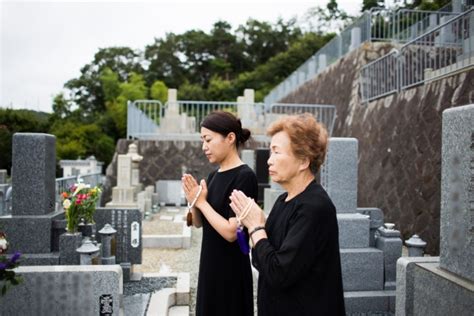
left=344, top=290, right=396, bottom=314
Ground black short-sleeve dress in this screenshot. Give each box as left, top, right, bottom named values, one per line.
left=196, top=164, right=258, bottom=316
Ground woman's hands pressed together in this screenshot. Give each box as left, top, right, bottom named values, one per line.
left=182, top=173, right=208, bottom=208
left=229, top=189, right=266, bottom=232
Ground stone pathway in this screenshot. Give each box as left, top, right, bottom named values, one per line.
left=135, top=207, right=202, bottom=314
left=135, top=206, right=259, bottom=315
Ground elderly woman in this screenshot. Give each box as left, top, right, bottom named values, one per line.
left=230, top=113, right=345, bottom=316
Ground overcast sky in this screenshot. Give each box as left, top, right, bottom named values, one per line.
left=0, top=0, right=363, bottom=113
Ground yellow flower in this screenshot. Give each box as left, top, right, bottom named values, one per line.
left=63, top=199, right=71, bottom=209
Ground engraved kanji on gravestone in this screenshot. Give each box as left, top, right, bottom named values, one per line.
left=131, top=221, right=140, bottom=248
left=99, top=294, right=113, bottom=316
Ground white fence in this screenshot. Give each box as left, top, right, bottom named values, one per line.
left=127, top=101, right=337, bottom=140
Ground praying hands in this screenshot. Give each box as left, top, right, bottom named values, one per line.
left=229, top=189, right=266, bottom=235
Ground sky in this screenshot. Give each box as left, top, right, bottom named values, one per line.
left=0, top=0, right=363, bottom=113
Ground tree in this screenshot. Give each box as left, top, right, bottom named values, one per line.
left=65, top=47, right=144, bottom=117
left=144, top=33, right=187, bottom=89
left=150, top=80, right=168, bottom=103
left=361, top=0, right=384, bottom=12
left=236, top=18, right=302, bottom=68
left=303, top=0, right=352, bottom=32
left=0, top=109, right=50, bottom=172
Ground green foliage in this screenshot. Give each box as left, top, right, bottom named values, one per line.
left=50, top=120, right=115, bottom=166
left=178, top=81, right=206, bottom=101
left=0, top=108, right=50, bottom=172
left=303, top=0, right=353, bottom=32
left=150, top=80, right=168, bottom=103
left=361, top=0, right=384, bottom=12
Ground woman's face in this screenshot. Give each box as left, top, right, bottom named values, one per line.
left=268, top=131, right=306, bottom=184
left=200, top=127, right=235, bottom=164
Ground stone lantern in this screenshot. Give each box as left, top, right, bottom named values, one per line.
left=405, top=234, right=427, bottom=257
left=76, top=237, right=100, bottom=265
left=98, top=224, right=116, bottom=265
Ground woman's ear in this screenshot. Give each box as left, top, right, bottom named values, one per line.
left=226, top=132, right=237, bottom=146
left=298, top=157, right=311, bottom=172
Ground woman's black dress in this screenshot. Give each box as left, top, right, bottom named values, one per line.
left=252, top=180, right=346, bottom=316
left=196, top=164, right=257, bottom=316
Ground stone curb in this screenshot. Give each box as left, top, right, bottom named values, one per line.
left=145, top=272, right=190, bottom=316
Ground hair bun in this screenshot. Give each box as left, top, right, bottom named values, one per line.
left=240, top=128, right=251, bottom=144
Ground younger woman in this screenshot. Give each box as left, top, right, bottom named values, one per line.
left=182, top=111, right=257, bottom=316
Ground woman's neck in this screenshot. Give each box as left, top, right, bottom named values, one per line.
left=282, top=171, right=315, bottom=201
left=218, top=151, right=243, bottom=172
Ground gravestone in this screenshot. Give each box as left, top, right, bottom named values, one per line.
left=320, top=138, right=399, bottom=314
left=320, top=137, right=358, bottom=213
left=94, top=208, right=142, bottom=282
left=440, top=104, right=474, bottom=282
left=106, top=155, right=137, bottom=208
left=396, top=104, right=474, bottom=316
left=255, top=148, right=270, bottom=204
left=0, top=265, right=122, bottom=315
left=0, top=133, right=63, bottom=260
left=126, top=143, right=143, bottom=190
left=241, top=149, right=255, bottom=171
left=12, top=133, right=56, bottom=216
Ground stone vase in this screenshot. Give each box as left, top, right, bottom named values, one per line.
left=59, top=232, right=82, bottom=265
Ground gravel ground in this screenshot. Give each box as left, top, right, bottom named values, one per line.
left=123, top=276, right=177, bottom=296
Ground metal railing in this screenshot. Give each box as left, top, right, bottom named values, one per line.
left=127, top=101, right=337, bottom=140
left=127, top=100, right=163, bottom=140
left=269, top=103, right=337, bottom=135
left=360, top=49, right=400, bottom=102
left=360, top=8, right=474, bottom=101
left=264, top=6, right=460, bottom=104
left=400, top=8, right=473, bottom=89
left=370, top=9, right=458, bottom=42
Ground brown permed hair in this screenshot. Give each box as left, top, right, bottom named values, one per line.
left=267, top=113, right=328, bottom=173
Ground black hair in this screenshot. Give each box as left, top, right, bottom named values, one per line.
left=200, top=111, right=251, bottom=148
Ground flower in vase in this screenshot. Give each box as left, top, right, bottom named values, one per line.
left=61, top=183, right=102, bottom=233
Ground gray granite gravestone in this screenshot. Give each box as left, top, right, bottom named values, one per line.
left=396, top=104, right=474, bottom=316
left=440, top=104, right=474, bottom=282
left=0, top=265, right=122, bottom=315
left=94, top=208, right=142, bottom=281
left=12, top=133, right=56, bottom=216
left=241, top=149, right=255, bottom=171
left=358, top=207, right=385, bottom=247
left=317, top=138, right=399, bottom=314
left=320, top=137, right=358, bottom=213
left=0, top=133, right=63, bottom=259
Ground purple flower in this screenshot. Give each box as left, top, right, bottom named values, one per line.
left=10, top=251, right=21, bottom=264
left=0, top=262, right=7, bottom=270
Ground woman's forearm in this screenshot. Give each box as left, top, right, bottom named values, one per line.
left=197, top=200, right=238, bottom=242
